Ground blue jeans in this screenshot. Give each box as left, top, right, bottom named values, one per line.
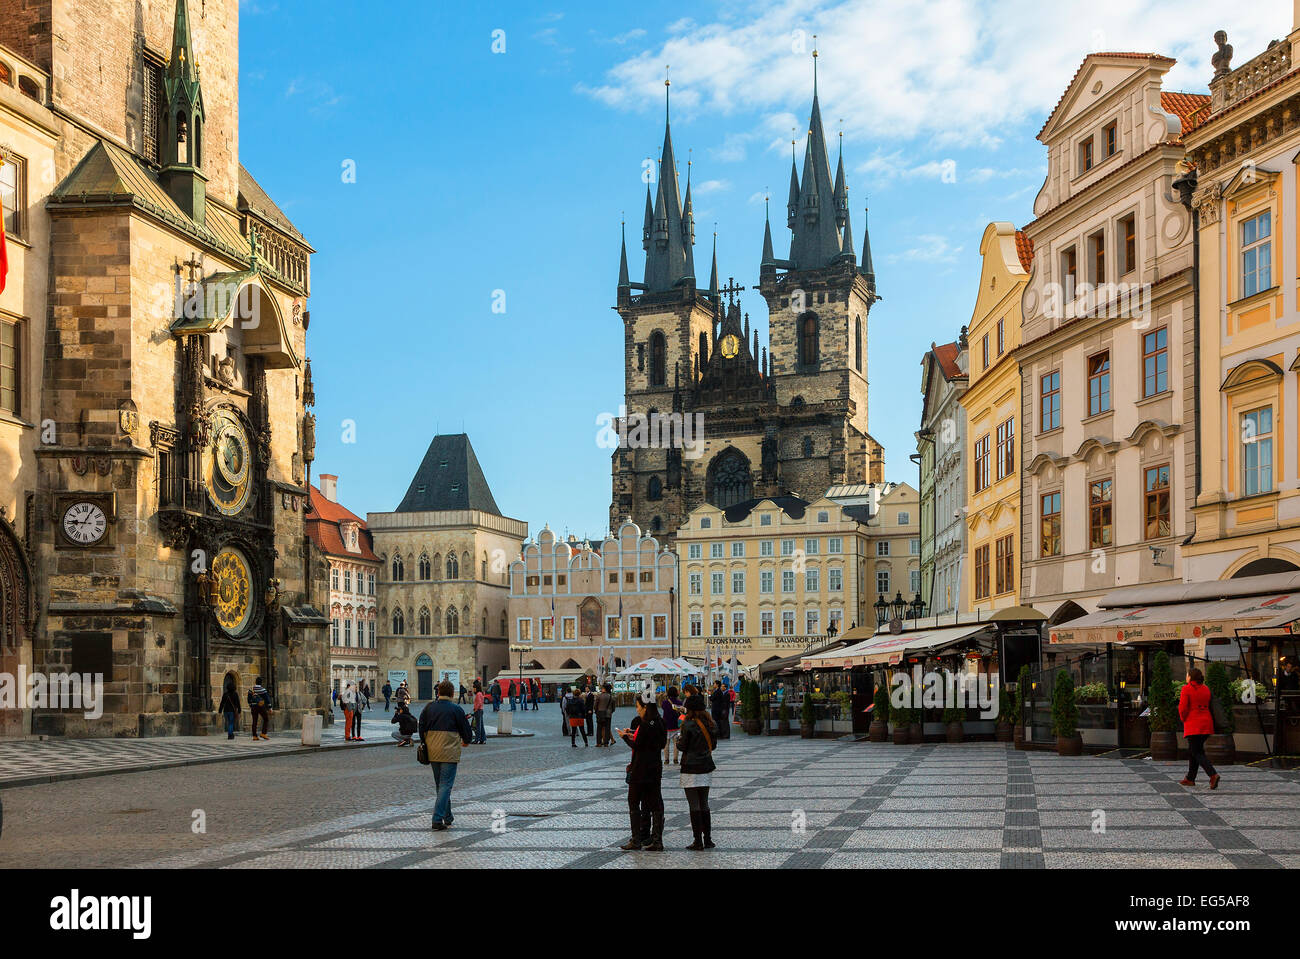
left=510, top=696, right=516, bottom=711
left=431, top=761, right=459, bottom=824
left=223, top=711, right=237, bottom=737
left=472, top=709, right=486, bottom=743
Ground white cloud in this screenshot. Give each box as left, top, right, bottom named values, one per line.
left=579, top=0, right=1281, bottom=148
left=889, top=234, right=962, bottom=263
left=694, top=179, right=731, bottom=195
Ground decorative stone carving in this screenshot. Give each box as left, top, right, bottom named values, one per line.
left=1212, top=31, right=1233, bottom=78
left=1192, top=184, right=1222, bottom=226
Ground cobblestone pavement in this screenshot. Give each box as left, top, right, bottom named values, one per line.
left=0, top=705, right=528, bottom=787
left=3, top=717, right=1296, bottom=869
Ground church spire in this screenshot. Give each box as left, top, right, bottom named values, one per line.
left=708, top=230, right=719, bottom=299
left=833, top=132, right=848, bottom=228
left=861, top=204, right=876, bottom=290
left=787, top=41, right=843, bottom=272
left=618, top=219, right=630, bottom=292
left=160, top=0, right=206, bottom=226
left=761, top=196, right=776, bottom=275
left=640, top=68, right=694, bottom=293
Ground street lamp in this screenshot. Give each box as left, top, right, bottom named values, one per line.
left=874, top=595, right=889, bottom=627
left=890, top=591, right=907, bottom=621
left=509, top=644, right=533, bottom=709
left=908, top=592, right=927, bottom=622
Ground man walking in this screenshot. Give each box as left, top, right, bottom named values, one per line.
left=381, top=680, right=393, bottom=712
left=531, top=681, right=539, bottom=710
left=247, top=677, right=271, bottom=740
left=490, top=681, right=502, bottom=712
left=395, top=680, right=411, bottom=710
left=595, top=682, right=615, bottom=746
left=418, top=680, right=473, bottom=831
left=509, top=679, right=517, bottom=712
left=710, top=680, right=731, bottom=740
left=471, top=681, right=487, bottom=744
left=584, top=685, right=596, bottom=738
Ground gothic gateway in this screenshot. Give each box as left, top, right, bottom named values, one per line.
left=0, top=0, right=329, bottom=737
left=610, top=68, right=885, bottom=544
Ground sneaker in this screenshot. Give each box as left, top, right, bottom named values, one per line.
left=1179, top=778, right=1194, bottom=786
left=1210, top=774, right=1220, bottom=790
left=431, top=822, right=448, bottom=832
left=618, top=839, right=642, bottom=851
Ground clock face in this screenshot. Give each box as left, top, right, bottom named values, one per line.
left=720, top=334, right=740, bottom=359
left=62, top=502, right=108, bottom=545
left=205, top=409, right=252, bottom=516
left=211, top=548, right=254, bottom=636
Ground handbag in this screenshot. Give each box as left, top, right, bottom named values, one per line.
left=416, top=737, right=430, bottom=765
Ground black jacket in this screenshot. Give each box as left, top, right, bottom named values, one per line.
left=218, top=688, right=240, bottom=715
left=677, top=716, right=717, bottom=775
left=564, top=694, right=586, bottom=719
left=391, top=710, right=418, bottom=735
left=709, top=688, right=730, bottom=717
left=621, top=714, right=666, bottom=784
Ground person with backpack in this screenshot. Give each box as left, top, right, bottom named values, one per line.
left=676, top=693, right=717, bottom=850
left=617, top=688, right=667, bottom=851
left=390, top=702, right=418, bottom=745
left=566, top=685, right=589, bottom=746
left=710, top=680, right=731, bottom=740
left=418, top=680, right=474, bottom=831
left=1179, top=666, right=1220, bottom=789
left=382, top=681, right=393, bottom=712
left=594, top=683, right=616, bottom=746
left=218, top=677, right=241, bottom=740
left=247, top=677, right=271, bottom=740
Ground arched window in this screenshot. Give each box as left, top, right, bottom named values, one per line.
left=0, top=61, right=12, bottom=85
left=855, top=316, right=863, bottom=373
left=446, top=553, right=459, bottom=579
left=392, top=609, right=405, bottom=635
left=418, top=554, right=431, bottom=580
left=798, top=313, right=819, bottom=367
left=446, top=606, right=459, bottom=634
left=500, top=612, right=507, bottom=636
left=481, top=552, right=488, bottom=579
left=706, top=448, right=753, bottom=509
left=647, top=476, right=662, bottom=501
left=391, top=556, right=404, bottom=582
left=418, top=607, right=431, bottom=635
left=802, top=436, right=814, bottom=458
left=18, top=75, right=39, bottom=101
left=649, top=331, right=667, bottom=386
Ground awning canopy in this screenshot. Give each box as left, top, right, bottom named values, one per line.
left=800, top=624, right=991, bottom=669
left=490, top=669, right=592, bottom=687
left=1048, top=588, right=1300, bottom=647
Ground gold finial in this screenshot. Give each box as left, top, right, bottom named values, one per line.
left=665, top=64, right=670, bottom=88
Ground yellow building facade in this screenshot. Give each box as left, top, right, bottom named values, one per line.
left=960, top=223, right=1032, bottom=613
left=1183, top=13, right=1300, bottom=582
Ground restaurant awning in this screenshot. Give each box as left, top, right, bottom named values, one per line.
left=799, top=623, right=991, bottom=669
left=1048, top=573, right=1300, bottom=648
left=490, top=669, right=592, bottom=687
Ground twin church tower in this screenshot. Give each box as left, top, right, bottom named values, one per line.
left=610, top=60, right=886, bottom=543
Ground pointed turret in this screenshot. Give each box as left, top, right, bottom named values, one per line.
left=708, top=232, right=719, bottom=299
left=760, top=197, right=776, bottom=276
left=861, top=205, right=876, bottom=290
left=786, top=150, right=800, bottom=230
left=641, top=185, right=653, bottom=251
left=833, top=134, right=848, bottom=228
left=837, top=206, right=856, bottom=265
left=641, top=76, right=694, bottom=293
left=682, top=175, right=696, bottom=284
left=160, top=0, right=207, bottom=225
left=787, top=49, right=845, bottom=272
left=618, top=221, right=631, bottom=294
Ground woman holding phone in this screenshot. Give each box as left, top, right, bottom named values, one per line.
left=618, top=688, right=667, bottom=851
left=676, top=692, right=717, bottom=850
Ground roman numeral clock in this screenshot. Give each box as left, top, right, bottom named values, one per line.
left=53, top=493, right=116, bottom=550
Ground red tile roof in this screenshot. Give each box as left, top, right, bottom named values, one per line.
left=1015, top=230, right=1034, bottom=271
left=1039, top=53, right=1176, bottom=138
left=305, top=485, right=380, bottom=562
left=931, top=341, right=963, bottom=381
left=1161, top=91, right=1211, bottom=135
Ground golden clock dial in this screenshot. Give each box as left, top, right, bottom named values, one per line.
left=211, top=548, right=253, bottom=635
left=720, top=334, right=740, bottom=359
left=204, top=409, right=252, bottom=516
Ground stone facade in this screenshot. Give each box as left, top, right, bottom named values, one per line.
left=508, top=523, right=676, bottom=675
left=0, top=1, right=330, bottom=738
left=1019, top=54, right=1201, bottom=619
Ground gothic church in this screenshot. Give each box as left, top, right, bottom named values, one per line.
left=610, top=64, right=885, bottom=544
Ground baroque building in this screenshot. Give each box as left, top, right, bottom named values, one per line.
left=1018, top=53, right=1203, bottom=621
left=917, top=335, right=968, bottom=616
left=368, top=434, right=526, bottom=700
left=1, top=0, right=328, bottom=738
left=304, top=474, right=381, bottom=695
left=610, top=64, right=884, bottom=547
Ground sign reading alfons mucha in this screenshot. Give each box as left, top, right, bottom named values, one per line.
left=681, top=634, right=823, bottom=660
left=204, top=408, right=253, bottom=516
left=211, top=547, right=254, bottom=636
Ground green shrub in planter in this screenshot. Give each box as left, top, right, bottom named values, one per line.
left=1206, top=662, right=1235, bottom=734
left=1050, top=670, right=1078, bottom=738
left=778, top=702, right=792, bottom=722
left=873, top=685, right=890, bottom=722
left=941, top=704, right=964, bottom=724
left=801, top=691, right=816, bottom=727
left=740, top=679, right=761, bottom=721
left=998, top=684, right=1013, bottom=722
left=1015, top=665, right=1031, bottom=724
left=1074, top=682, right=1108, bottom=704
left=1148, top=651, right=1177, bottom=733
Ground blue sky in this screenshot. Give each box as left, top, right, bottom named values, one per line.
left=237, top=0, right=1283, bottom=537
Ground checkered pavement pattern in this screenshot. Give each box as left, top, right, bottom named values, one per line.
left=134, top=739, right=1300, bottom=869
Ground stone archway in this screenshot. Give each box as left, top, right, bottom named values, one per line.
left=0, top=516, right=35, bottom=738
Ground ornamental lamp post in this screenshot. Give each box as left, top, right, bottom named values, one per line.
left=890, top=591, right=907, bottom=621
left=874, top=595, right=889, bottom=628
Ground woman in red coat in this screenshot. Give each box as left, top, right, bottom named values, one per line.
left=1178, top=667, right=1220, bottom=789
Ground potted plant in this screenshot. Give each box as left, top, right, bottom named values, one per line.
left=908, top=707, right=925, bottom=744
left=869, top=685, right=890, bottom=742
left=1205, top=662, right=1235, bottom=766
left=995, top=684, right=1013, bottom=742
left=1051, top=670, right=1082, bottom=756
left=1014, top=665, right=1031, bottom=750
left=800, top=691, right=816, bottom=739
left=740, top=679, right=762, bottom=736
left=942, top=704, right=964, bottom=743
left=1147, top=650, right=1178, bottom=761
left=891, top=706, right=912, bottom=745
left=777, top=700, right=792, bottom=735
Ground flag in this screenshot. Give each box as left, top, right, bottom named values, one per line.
left=549, top=598, right=555, bottom=628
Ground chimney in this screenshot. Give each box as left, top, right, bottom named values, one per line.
left=319, top=474, right=338, bottom=502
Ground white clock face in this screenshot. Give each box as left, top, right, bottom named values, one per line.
left=63, top=502, right=107, bottom=545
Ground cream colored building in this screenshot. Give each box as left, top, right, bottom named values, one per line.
left=369, top=434, right=526, bottom=700
left=676, top=495, right=872, bottom=666
left=864, top=482, right=922, bottom=616
left=508, top=522, right=677, bottom=675
left=1182, top=9, right=1300, bottom=583
left=1018, top=53, right=1203, bottom=620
